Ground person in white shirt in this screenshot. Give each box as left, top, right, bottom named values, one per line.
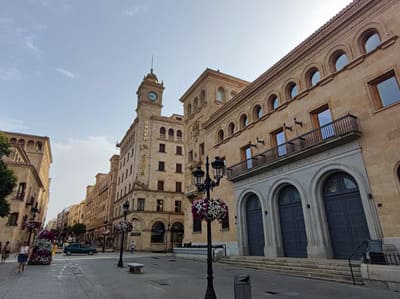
left=17, top=241, right=30, bottom=273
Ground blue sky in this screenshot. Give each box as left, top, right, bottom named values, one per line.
left=0, top=0, right=352, bottom=221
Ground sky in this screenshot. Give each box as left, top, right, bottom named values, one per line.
left=0, top=0, right=353, bottom=222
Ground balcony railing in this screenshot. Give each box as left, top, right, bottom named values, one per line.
left=227, top=114, right=360, bottom=181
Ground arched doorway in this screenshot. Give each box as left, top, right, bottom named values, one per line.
left=171, top=222, right=184, bottom=247
left=246, top=194, right=264, bottom=256
left=323, top=172, right=370, bottom=259
left=278, top=185, right=308, bottom=258
left=151, top=222, right=165, bottom=243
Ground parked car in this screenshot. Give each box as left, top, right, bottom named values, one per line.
left=63, top=243, right=97, bottom=255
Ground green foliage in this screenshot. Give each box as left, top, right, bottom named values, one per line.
left=0, top=134, right=17, bottom=217
left=71, top=223, right=86, bottom=236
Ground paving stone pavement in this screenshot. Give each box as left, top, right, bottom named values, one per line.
left=0, top=253, right=399, bottom=299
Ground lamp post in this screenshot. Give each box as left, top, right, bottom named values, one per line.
left=117, top=200, right=129, bottom=268
left=27, top=204, right=40, bottom=246
left=192, top=156, right=225, bottom=299
left=102, top=220, right=108, bottom=253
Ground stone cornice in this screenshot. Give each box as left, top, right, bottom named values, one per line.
left=179, top=68, right=249, bottom=103
left=151, top=114, right=184, bottom=125
left=203, top=0, right=382, bottom=130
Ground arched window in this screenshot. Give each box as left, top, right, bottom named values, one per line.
left=27, top=140, right=35, bottom=150
left=151, top=221, right=165, bottom=243
left=287, top=82, right=298, bottom=99
left=193, top=97, right=198, bottom=112
left=177, top=130, right=183, bottom=141
left=35, top=141, right=42, bottom=151
left=240, top=114, right=248, bottom=129
left=269, top=95, right=279, bottom=111
left=253, top=105, right=262, bottom=120
left=331, top=51, right=348, bottom=72
left=160, top=127, right=166, bottom=138
left=362, top=31, right=381, bottom=53
left=307, top=68, right=321, bottom=87
left=217, top=129, right=224, bottom=143
left=168, top=129, right=174, bottom=140
left=228, top=122, right=235, bottom=136
left=18, top=139, right=25, bottom=147
left=397, top=165, right=400, bottom=183
left=187, top=103, right=192, bottom=115
left=216, top=87, right=225, bottom=102
left=200, top=90, right=206, bottom=105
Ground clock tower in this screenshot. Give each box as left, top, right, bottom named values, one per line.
left=136, top=68, right=164, bottom=117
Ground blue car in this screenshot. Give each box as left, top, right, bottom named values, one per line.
left=63, top=243, right=97, bottom=255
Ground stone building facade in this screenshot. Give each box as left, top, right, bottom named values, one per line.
left=180, top=69, right=249, bottom=255
left=113, top=69, right=185, bottom=252
left=0, top=131, right=52, bottom=251
left=84, top=155, right=119, bottom=246
left=180, top=0, right=400, bottom=259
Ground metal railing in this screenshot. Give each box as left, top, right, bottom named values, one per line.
left=227, top=114, right=360, bottom=180
left=384, top=253, right=400, bottom=265
left=348, top=240, right=368, bottom=285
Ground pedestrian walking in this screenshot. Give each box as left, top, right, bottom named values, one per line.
left=1, top=241, right=10, bottom=264
left=17, top=241, right=30, bottom=273
left=130, top=240, right=136, bottom=253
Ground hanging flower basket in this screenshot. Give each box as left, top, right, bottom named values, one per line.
left=114, top=221, right=133, bottom=233
left=25, top=220, right=41, bottom=230
left=192, top=197, right=228, bottom=222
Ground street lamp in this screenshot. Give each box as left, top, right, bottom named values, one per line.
left=117, top=200, right=129, bottom=268
left=192, top=156, right=225, bottom=299
left=27, top=204, right=40, bottom=246
left=102, top=220, right=108, bottom=253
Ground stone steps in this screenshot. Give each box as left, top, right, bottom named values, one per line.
left=218, top=256, right=363, bottom=285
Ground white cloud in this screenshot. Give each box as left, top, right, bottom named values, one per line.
left=55, top=67, right=80, bottom=79
left=46, top=136, right=118, bottom=220
left=24, top=36, right=42, bottom=56
left=124, top=4, right=148, bottom=16
left=0, top=67, right=23, bottom=81
left=0, top=117, right=29, bottom=131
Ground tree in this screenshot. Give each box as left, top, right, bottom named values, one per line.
left=0, top=134, right=17, bottom=217
left=71, top=223, right=86, bottom=240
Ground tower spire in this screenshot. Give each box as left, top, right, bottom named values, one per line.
left=151, top=55, right=154, bottom=74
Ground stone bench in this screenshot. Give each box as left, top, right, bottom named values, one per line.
left=127, top=263, right=144, bottom=274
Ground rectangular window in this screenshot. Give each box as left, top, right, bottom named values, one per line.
left=370, top=71, right=400, bottom=109
left=188, top=150, right=193, bottom=162
left=272, top=129, right=287, bottom=156
left=159, top=143, right=166, bottom=153
left=176, top=146, right=183, bottom=155
left=221, top=213, right=229, bottom=229
left=241, top=145, right=253, bottom=169
left=176, top=163, right=182, bottom=173
left=156, top=199, right=164, bottom=212
left=158, top=161, right=165, bottom=171
left=137, top=198, right=145, bottom=211
left=311, top=105, right=334, bottom=139
left=175, top=182, right=182, bottom=192
left=130, top=164, right=132, bottom=175
left=16, top=182, right=26, bottom=200
left=193, top=217, right=202, bottom=232
left=175, top=200, right=182, bottom=213
left=199, top=143, right=205, bottom=156
left=7, top=212, right=18, bottom=226
left=157, top=181, right=164, bottom=191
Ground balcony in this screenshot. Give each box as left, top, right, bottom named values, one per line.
left=227, top=114, right=361, bottom=181
left=184, top=184, right=200, bottom=200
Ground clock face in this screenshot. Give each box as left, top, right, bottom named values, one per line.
left=147, top=91, right=158, bottom=101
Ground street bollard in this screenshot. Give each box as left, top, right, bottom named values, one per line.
left=234, top=274, right=252, bottom=299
